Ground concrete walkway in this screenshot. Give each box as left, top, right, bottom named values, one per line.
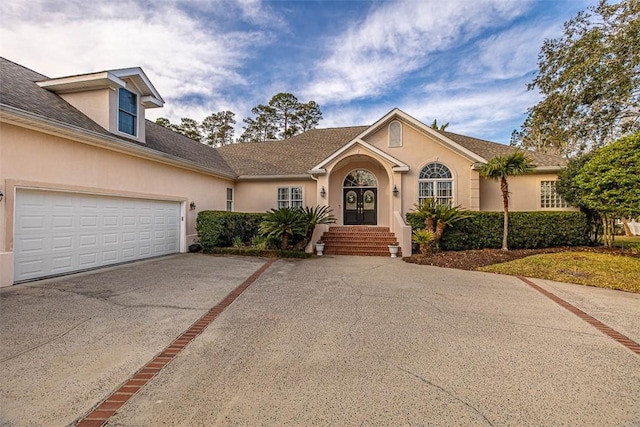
left=1, top=254, right=639, bottom=426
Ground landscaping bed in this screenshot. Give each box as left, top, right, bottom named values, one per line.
left=404, top=245, right=639, bottom=270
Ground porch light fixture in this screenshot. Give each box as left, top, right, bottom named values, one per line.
left=320, top=186, right=326, bottom=198
left=190, top=201, right=196, bottom=210
left=393, top=185, right=399, bottom=196
left=0, top=189, right=3, bottom=202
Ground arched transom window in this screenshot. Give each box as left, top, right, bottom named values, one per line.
left=418, top=162, right=453, bottom=205
left=344, top=169, right=377, bottom=187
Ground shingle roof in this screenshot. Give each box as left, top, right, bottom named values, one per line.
left=216, top=126, right=368, bottom=176
left=1, top=56, right=565, bottom=180
left=0, top=57, right=235, bottom=178
left=438, top=130, right=567, bottom=167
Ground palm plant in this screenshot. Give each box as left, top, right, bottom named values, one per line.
left=412, top=228, right=435, bottom=255
left=412, top=198, right=470, bottom=250
left=478, top=151, right=535, bottom=251
left=293, top=205, right=336, bottom=250
left=259, top=207, right=305, bottom=250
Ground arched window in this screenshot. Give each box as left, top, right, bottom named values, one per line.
left=388, top=121, right=402, bottom=147
left=344, top=169, right=377, bottom=187
left=418, top=162, right=453, bottom=205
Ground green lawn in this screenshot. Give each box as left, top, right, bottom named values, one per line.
left=478, top=251, right=640, bottom=293
left=613, top=235, right=640, bottom=251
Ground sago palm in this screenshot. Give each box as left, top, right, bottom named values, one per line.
left=478, top=151, right=535, bottom=251
left=259, top=207, right=305, bottom=250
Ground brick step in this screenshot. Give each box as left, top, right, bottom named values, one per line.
left=324, top=249, right=402, bottom=257
left=320, top=226, right=401, bottom=257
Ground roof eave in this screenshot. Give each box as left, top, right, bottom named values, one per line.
left=0, top=104, right=235, bottom=180
left=236, top=174, right=313, bottom=181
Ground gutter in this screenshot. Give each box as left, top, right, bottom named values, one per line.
left=236, top=174, right=313, bottom=181
left=0, top=105, right=237, bottom=180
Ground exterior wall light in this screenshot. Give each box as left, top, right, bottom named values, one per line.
left=320, top=186, right=326, bottom=198
left=0, top=189, right=3, bottom=202
left=393, top=185, right=399, bottom=196
left=190, top=201, right=196, bottom=210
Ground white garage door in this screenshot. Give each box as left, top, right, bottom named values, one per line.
left=14, top=189, right=181, bottom=283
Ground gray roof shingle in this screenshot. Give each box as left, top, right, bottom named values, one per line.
left=216, top=126, right=368, bottom=176
left=2, top=56, right=565, bottom=180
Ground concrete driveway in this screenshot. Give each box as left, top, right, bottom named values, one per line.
left=1, top=254, right=639, bottom=426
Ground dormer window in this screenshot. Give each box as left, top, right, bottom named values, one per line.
left=118, top=88, right=137, bottom=136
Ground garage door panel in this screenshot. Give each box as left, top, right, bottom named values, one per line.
left=14, top=190, right=181, bottom=283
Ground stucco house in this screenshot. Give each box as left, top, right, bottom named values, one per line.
left=0, top=58, right=569, bottom=286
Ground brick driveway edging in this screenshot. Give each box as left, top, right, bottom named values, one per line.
left=74, top=258, right=277, bottom=427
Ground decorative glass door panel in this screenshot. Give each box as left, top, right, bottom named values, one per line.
left=343, top=188, right=377, bottom=225
left=343, top=169, right=378, bottom=225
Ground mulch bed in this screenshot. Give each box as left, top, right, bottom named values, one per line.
left=403, top=246, right=639, bottom=270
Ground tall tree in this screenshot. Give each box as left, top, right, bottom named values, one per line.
left=240, top=93, right=323, bottom=142
left=269, top=93, right=300, bottom=139
left=175, top=117, right=202, bottom=141
left=478, top=152, right=536, bottom=251
left=201, top=111, right=236, bottom=147
left=295, top=100, right=323, bottom=133
left=430, top=119, right=449, bottom=131
left=239, top=105, right=278, bottom=143
left=512, top=0, right=640, bottom=156
left=573, top=133, right=640, bottom=246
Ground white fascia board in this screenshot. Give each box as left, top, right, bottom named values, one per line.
left=141, top=96, right=164, bottom=108
left=312, top=138, right=409, bottom=171
left=0, top=105, right=235, bottom=180
left=110, top=67, right=164, bottom=104
left=236, top=174, right=313, bottom=181
left=37, top=72, right=126, bottom=93
left=309, top=168, right=327, bottom=175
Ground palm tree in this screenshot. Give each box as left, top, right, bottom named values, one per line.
left=259, top=207, right=305, bottom=250
left=293, top=205, right=336, bottom=250
left=478, top=151, right=535, bottom=251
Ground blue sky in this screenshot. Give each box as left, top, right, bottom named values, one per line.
left=0, top=0, right=595, bottom=144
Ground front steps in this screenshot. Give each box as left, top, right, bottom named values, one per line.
left=320, top=226, right=401, bottom=257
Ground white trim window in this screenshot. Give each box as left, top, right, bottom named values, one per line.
left=388, top=120, right=402, bottom=147
left=118, top=87, right=137, bottom=136
left=418, top=162, right=453, bottom=205
left=540, top=181, right=569, bottom=208
left=277, top=187, right=303, bottom=209
left=226, top=188, right=233, bottom=212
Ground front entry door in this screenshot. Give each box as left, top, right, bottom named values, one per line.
left=344, top=188, right=377, bottom=225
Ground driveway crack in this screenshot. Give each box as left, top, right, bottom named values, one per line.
left=0, top=317, right=93, bottom=364
left=387, top=360, right=495, bottom=426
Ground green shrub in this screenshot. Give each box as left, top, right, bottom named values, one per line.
left=196, top=211, right=264, bottom=251
left=406, top=211, right=590, bottom=250
left=203, top=247, right=313, bottom=258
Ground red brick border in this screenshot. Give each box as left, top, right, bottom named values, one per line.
left=518, top=276, right=640, bottom=356
left=75, top=259, right=277, bottom=427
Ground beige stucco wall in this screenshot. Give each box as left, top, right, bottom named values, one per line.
left=479, top=173, right=572, bottom=211
left=234, top=179, right=317, bottom=213
left=363, top=121, right=479, bottom=214
left=0, top=122, right=232, bottom=286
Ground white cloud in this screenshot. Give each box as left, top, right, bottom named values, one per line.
left=302, top=0, right=532, bottom=105
left=0, top=0, right=265, bottom=123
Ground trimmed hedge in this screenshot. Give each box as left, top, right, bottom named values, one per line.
left=406, top=211, right=590, bottom=250
left=204, top=247, right=312, bottom=258
left=196, top=211, right=264, bottom=250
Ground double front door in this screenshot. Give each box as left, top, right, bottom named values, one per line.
left=343, top=188, right=377, bottom=225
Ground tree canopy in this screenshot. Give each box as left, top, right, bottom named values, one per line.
left=512, top=0, right=640, bottom=156
left=239, top=93, right=323, bottom=142
left=156, top=93, right=322, bottom=145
